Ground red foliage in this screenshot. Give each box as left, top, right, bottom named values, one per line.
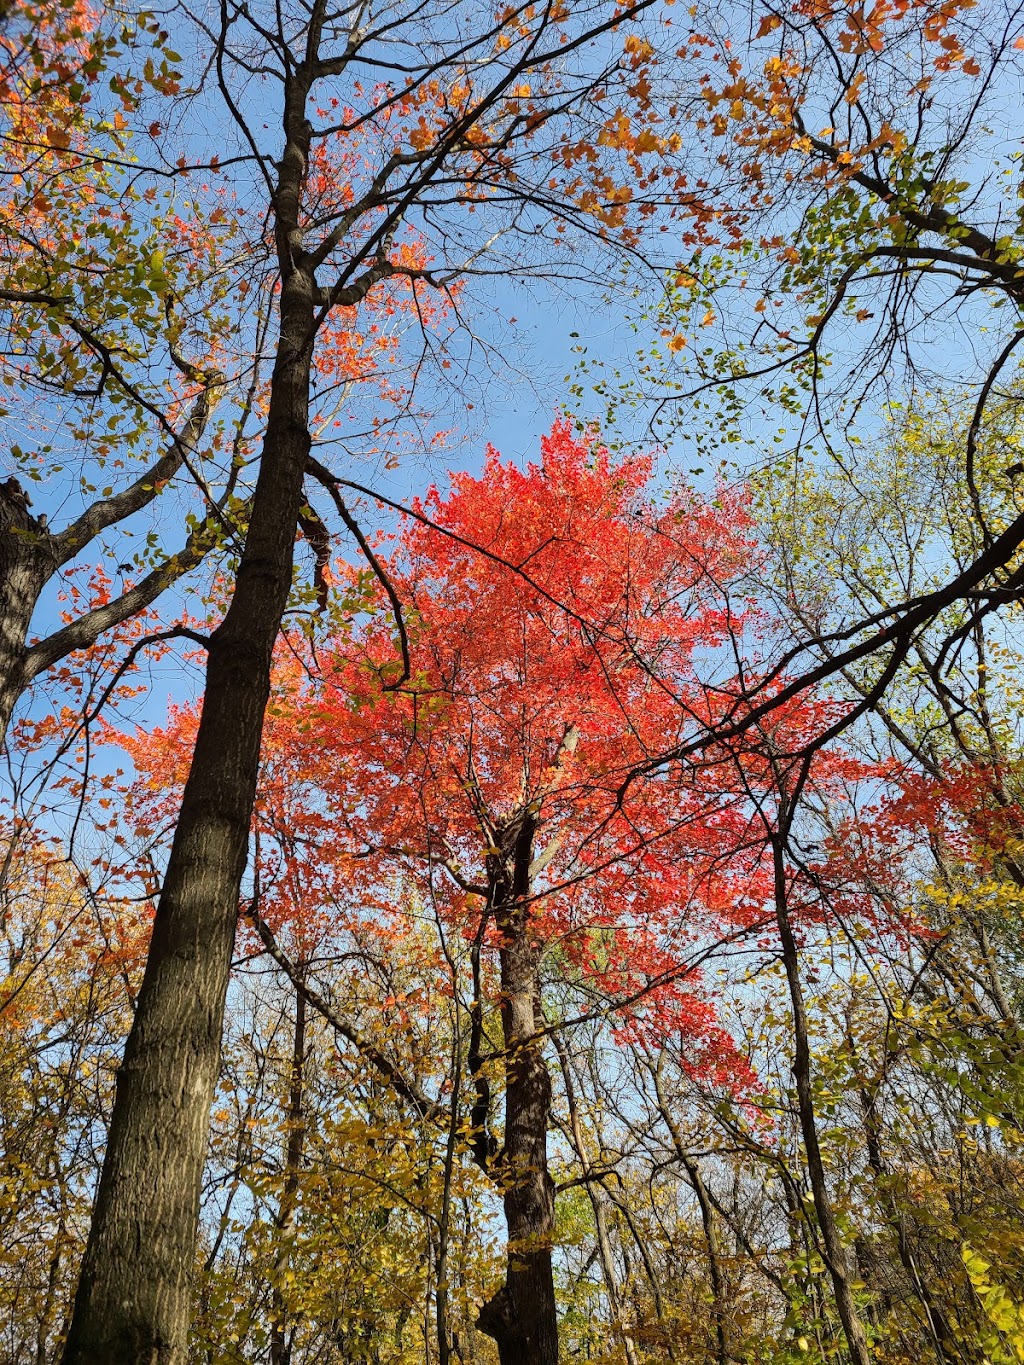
left=119, top=423, right=882, bottom=1087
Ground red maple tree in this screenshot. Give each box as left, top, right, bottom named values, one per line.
left=122, top=421, right=862, bottom=1361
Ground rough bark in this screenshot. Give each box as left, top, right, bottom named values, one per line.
left=60, top=75, right=317, bottom=1365
left=0, top=478, right=57, bottom=742
left=478, top=813, right=559, bottom=1365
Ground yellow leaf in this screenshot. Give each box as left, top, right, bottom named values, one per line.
left=623, top=34, right=654, bottom=58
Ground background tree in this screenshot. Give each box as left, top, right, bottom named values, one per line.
left=568, top=0, right=1024, bottom=767
left=0, top=822, right=147, bottom=1364
left=0, top=0, right=247, bottom=746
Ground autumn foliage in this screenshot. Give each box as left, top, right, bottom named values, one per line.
left=6, top=0, right=1024, bottom=1361
left=124, top=427, right=761, bottom=1055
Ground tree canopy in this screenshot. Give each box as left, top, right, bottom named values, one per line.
left=5, top=1, right=1024, bottom=1363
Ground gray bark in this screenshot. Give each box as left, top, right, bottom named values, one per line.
left=60, top=71, right=318, bottom=1365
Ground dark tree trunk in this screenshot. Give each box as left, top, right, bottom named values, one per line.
left=61, top=82, right=317, bottom=1365
left=771, top=831, right=873, bottom=1365
left=0, top=481, right=56, bottom=742
left=270, top=980, right=307, bottom=1365
left=478, top=817, right=559, bottom=1365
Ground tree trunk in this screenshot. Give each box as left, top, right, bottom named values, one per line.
left=0, top=480, right=56, bottom=742
left=61, top=85, right=316, bottom=1365
left=649, top=1061, right=736, bottom=1365
left=270, top=980, right=307, bottom=1365
left=771, top=834, right=873, bottom=1365
left=478, top=818, right=559, bottom=1365
left=555, top=1035, right=640, bottom=1365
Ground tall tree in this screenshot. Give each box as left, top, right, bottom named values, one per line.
left=57, top=4, right=700, bottom=1359
left=124, top=423, right=841, bottom=1360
